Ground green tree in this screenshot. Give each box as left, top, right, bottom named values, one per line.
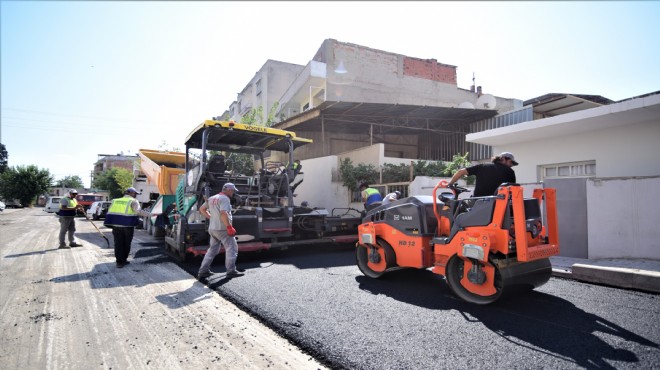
left=240, top=102, right=280, bottom=127
left=412, top=160, right=447, bottom=177
left=56, top=175, right=84, bottom=188
left=0, top=165, right=53, bottom=207
left=92, top=168, right=133, bottom=199
left=230, top=102, right=282, bottom=175
left=379, top=160, right=449, bottom=183
left=443, top=152, right=475, bottom=185
left=225, top=152, right=254, bottom=176
left=241, top=106, right=263, bottom=126
left=381, top=163, right=410, bottom=183
left=0, top=143, right=7, bottom=173
left=339, top=158, right=379, bottom=191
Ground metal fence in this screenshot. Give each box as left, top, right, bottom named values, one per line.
left=468, top=105, right=533, bottom=161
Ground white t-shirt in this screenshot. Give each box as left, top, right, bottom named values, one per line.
left=382, top=192, right=398, bottom=205
left=204, top=193, right=232, bottom=231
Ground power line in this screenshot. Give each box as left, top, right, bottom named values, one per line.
left=2, top=107, right=167, bottom=125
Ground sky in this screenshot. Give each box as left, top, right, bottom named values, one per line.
left=2, top=1, right=659, bottom=188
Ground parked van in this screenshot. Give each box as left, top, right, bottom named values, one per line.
left=87, top=201, right=112, bottom=220
left=44, top=196, right=62, bottom=213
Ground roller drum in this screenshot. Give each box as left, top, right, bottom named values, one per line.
left=497, top=257, right=552, bottom=291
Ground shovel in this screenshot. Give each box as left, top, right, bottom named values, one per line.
left=80, top=207, right=111, bottom=248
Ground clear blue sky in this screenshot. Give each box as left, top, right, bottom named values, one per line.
left=2, top=1, right=658, bottom=188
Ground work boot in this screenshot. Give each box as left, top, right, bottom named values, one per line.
left=69, top=242, right=83, bottom=248
left=197, top=271, right=214, bottom=279
left=226, top=270, right=245, bottom=278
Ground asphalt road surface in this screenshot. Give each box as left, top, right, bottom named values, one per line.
left=3, top=207, right=659, bottom=369
left=180, top=235, right=660, bottom=369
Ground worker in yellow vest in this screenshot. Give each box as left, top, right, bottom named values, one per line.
left=56, top=189, right=85, bottom=249
left=359, top=182, right=383, bottom=211
left=104, top=187, right=150, bottom=268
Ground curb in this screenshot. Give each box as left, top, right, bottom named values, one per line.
left=567, top=264, right=660, bottom=294
left=551, top=268, right=573, bottom=279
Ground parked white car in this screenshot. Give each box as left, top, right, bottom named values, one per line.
left=0, top=200, right=5, bottom=212
left=87, top=201, right=112, bottom=220
left=44, top=196, right=62, bottom=213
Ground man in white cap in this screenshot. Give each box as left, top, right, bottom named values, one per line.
left=382, top=190, right=401, bottom=205
left=447, top=152, right=518, bottom=197
left=197, top=182, right=244, bottom=279
left=104, top=187, right=150, bottom=268
left=56, top=189, right=85, bottom=249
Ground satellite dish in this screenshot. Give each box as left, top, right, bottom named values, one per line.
left=458, top=101, right=475, bottom=109
left=476, top=94, right=497, bottom=109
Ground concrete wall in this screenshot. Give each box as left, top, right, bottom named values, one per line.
left=587, top=176, right=660, bottom=260
left=494, top=119, right=660, bottom=184
left=293, top=156, right=350, bottom=212
left=337, top=144, right=384, bottom=168
left=234, top=60, right=305, bottom=122
left=314, top=39, right=519, bottom=113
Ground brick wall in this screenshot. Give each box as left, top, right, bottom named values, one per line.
left=105, top=160, right=134, bottom=172
left=403, top=57, right=457, bottom=85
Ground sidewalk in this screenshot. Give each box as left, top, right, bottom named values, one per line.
left=550, top=256, right=660, bottom=293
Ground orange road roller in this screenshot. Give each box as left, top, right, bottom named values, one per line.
left=356, top=182, right=559, bottom=304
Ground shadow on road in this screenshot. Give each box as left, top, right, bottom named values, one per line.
left=175, top=242, right=357, bottom=278
left=356, top=269, right=658, bottom=369
left=154, top=282, right=213, bottom=309
left=4, top=248, right=60, bottom=258
left=3, top=230, right=109, bottom=257
left=48, top=241, right=190, bottom=289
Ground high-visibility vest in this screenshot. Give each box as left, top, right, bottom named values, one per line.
left=364, top=188, right=382, bottom=205
left=104, top=196, right=139, bottom=227
left=57, top=197, right=78, bottom=217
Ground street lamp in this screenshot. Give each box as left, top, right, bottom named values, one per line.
left=334, top=61, right=347, bottom=74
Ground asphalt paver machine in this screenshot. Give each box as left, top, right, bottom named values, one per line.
left=356, top=181, right=560, bottom=304
left=164, top=120, right=361, bottom=261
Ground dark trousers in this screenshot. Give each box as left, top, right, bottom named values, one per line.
left=112, top=227, right=134, bottom=263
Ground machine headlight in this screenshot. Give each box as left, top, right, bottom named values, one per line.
left=361, top=234, right=374, bottom=244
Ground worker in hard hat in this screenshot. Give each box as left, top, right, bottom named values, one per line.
left=104, top=187, right=151, bottom=268
left=56, top=189, right=85, bottom=249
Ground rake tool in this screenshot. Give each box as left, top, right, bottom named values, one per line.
left=80, top=207, right=111, bottom=248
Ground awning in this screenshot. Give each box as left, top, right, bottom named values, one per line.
left=523, top=93, right=613, bottom=117
left=273, top=101, right=498, bottom=135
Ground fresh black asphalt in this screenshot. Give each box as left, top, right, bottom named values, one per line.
left=144, top=239, right=659, bottom=370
